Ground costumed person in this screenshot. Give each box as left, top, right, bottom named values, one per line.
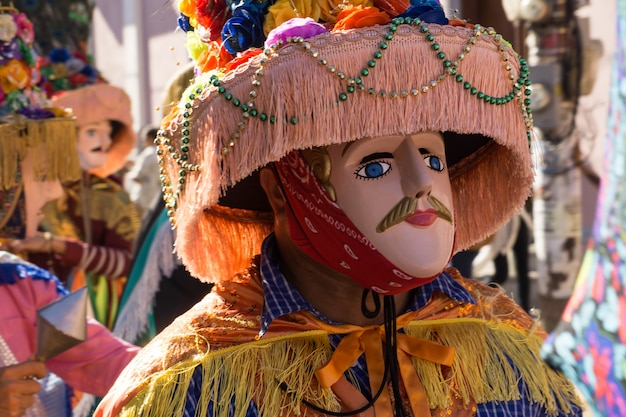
left=0, top=8, right=139, bottom=417
left=10, top=49, right=141, bottom=330
left=113, top=62, right=214, bottom=345
left=541, top=0, right=626, bottom=415
left=96, top=1, right=583, bottom=416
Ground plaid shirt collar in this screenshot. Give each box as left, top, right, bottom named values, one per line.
left=259, top=233, right=476, bottom=336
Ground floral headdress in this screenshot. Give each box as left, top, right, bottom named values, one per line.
left=158, top=0, right=535, bottom=282
left=36, top=47, right=104, bottom=97
left=36, top=47, right=136, bottom=179
left=0, top=6, right=80, bottom=190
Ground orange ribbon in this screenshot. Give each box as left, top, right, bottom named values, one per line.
left=314, top=313, right=455, bottom=416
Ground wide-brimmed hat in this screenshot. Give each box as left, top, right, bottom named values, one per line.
left=50, top=83, right=135, bottom=178
left=0, top=6, right=80, bottom=190
left=158, top=3, right=534, bottom=280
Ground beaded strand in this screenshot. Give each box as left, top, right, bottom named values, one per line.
left=156, top=19, right=533, bottom=223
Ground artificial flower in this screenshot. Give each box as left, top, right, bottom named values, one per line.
left=179, top=0, right=199, bottom=28
left=197, top=40, right=233, bottom=72
left=373, top=0, right=409, bottom=18
left=197, top=0, right=231, bottom=42
left=319, top=0, right=373, bottom=23
left=68, top=72, right=89, bottom=87
left=334, top=6, right=390, bottom=31
left=223, top=47, right=262, bottom=71
left=264, top=0, right=322, bottom=36
left=0, top=15, right=17, bottom=43
left=264, top=17, right=328, bottom=48
left=49, top=48, right=72, bottom=63
left=0, top=38, right=21, bottom=64
left=397, top=0, right=447, bottom=24
left=178, top=13, right=194, bottom=32
left=5, top=90, right=28, bottom=112
left=51, top=77, right=71, bottom=92
left=221, top=7, right=265, bottom=54
left=14, top=13, right=34, bottom=44
left=50, top=62, right=70, bottom=80
left=23, top=88, right=47, bottom=109
left=18, top=105, right=55, bottom=119
left=185, top=30, right=209, bottom=61
left=16, top=38, right=34, bottom=67
left=0, top=59, right=30, bottom=93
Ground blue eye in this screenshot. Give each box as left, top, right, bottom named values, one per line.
left=424, top=155, right=444, bottom=172
left=355, top=161, right=392, bottom=179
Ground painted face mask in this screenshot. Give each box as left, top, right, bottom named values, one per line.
left=77, top=120, right=113, bottom=171
left=273, top=132, right=455, bottom=294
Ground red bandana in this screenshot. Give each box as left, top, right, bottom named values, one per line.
left=273, top=151, right=438, bottom=295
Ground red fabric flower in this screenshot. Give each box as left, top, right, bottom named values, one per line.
left=196, top=0, right=231, bottom=42
left=197, top=41, right=233, bottom=73
left=224, top=48, right=262, bottom=72
left=334, top=6, right=390, bottom=31
left=373, top=0, right=409, bottom=18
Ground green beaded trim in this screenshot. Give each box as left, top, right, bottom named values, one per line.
left=157, top=19, right=533, bottom=223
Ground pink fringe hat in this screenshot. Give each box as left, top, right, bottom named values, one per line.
left=158, top=14, right=534, bottom=281
left=51, top=84, right=136, bottom=178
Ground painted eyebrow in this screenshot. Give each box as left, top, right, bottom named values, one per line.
left=360, top=152, right=393, bottom=164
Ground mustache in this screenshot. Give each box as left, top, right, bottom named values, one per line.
left=376, top=195, right=453, bottom=233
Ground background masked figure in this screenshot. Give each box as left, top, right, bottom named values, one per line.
left=97, top=2, right=583, bottom=416
left=0, top=9, right=139, bottom=417
left=11, top=65, right=141, bottom=330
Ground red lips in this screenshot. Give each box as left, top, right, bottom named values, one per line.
left=405, top=208, right=437, bottom=227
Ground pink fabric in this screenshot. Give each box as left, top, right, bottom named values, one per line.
left=0, top=274, right=139, bottom=396
left=273, top=151, right=437, bottom=295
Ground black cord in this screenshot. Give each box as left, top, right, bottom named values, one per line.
left=277, top=295, right=408, bottom=416
left=383, top=296, right=406, bottom=417
left=361, top=289, right=381, bottom=318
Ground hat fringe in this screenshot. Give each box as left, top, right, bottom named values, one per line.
left=0, top=118, right=80, bottom=189
left=180, top=205, right=273, bottom=281
left=164, top=23, right=534, bottom=274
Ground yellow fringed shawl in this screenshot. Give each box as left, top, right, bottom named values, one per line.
left=95, top=266, right=582, bottom=417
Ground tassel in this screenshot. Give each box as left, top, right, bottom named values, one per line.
left=0, top=117, right=80, bottom=189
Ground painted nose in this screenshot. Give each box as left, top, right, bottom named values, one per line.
left=396, top=137, right=433, bottom=199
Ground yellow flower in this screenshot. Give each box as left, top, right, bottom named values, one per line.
left=319, top=0, right=373, bottom=23
left=264, top=0, right=322, bottom=35
left=185, top=30, right=208, bottom=62
left=0, top=60, right=30, bottom=94
left=179, top=0, right=199, bottom=28
left=51, top=63, right=69, bottom=80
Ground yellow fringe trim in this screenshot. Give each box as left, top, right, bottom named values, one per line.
left=119, top=322, right=581, bottom=417
left=0, top=117, right=80, bottom=189
left=120, top=331, right=337, bottom=417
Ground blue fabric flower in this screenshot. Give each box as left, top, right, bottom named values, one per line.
left=49, top=47, right=71, bottom=63
left=227, top=0, right=269, bottom=15
left=398, top=0, right=448, bottom=25
left=178, top=13, right=193, bottom=32
left=221, top=7, right=265, bottom=54
left=80, top=64, right=99, bottom=79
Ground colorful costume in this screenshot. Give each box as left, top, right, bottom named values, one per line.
left=0, top=251, right=139, bottom=417
left=35, top=68, right=141, bottom=329
left=97, top=236, right=581, bottom=417
left=97, top=1, right=582, bottom=416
